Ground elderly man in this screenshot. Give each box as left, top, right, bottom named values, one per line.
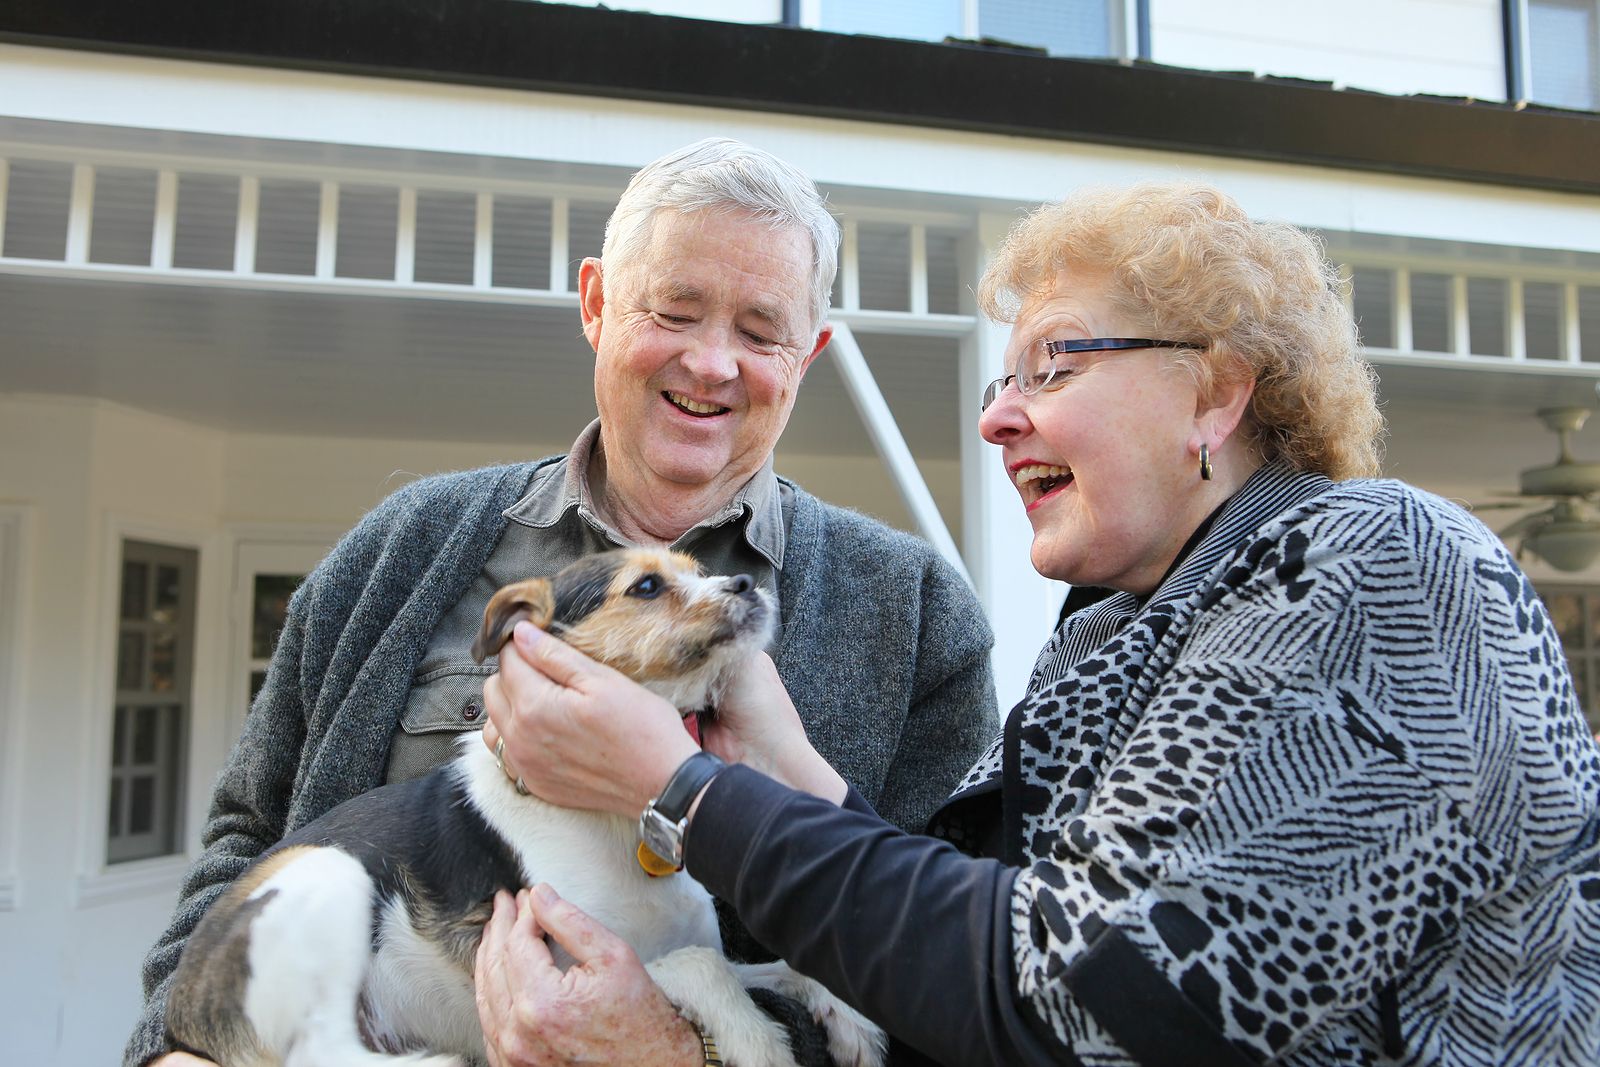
left=129, top=138, right=997, bottom=1067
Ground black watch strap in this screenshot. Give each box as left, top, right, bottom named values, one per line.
left=653, top=751, right=726, bottom=821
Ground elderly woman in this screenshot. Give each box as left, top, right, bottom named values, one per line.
left=481, top=182, right=1600, bottom=1066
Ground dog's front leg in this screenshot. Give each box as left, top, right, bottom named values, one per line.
left=646, top=946, right=803, bottom=1067
left=730, top=962, right=886, bottom=1067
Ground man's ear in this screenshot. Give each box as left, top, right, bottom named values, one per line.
left=798, top=324, right=833, bottom=380
left=578, top=258, right=605, bottom=351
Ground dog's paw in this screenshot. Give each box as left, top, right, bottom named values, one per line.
left=733, top=962, right=886, bottom=1067
left=648, top=947, right=798, bottom=1067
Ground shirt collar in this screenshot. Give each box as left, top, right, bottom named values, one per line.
left=503, top=419, right=786, bottom=567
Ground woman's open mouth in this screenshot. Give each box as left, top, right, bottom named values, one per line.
left=1013, top=463, right=1074, bottom=507
left=664, top=390, right=730, bottom=418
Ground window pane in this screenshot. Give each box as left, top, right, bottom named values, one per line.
left=252, top=574, right=302, bottom=659
left=112, top=706, right=129, bottom=767
left=1524, top=281, right=1565, bottom=360
left=133, top=705, right=160, bottom=764
left=129, top=776, right=156, bottom=835
left=1410, top=273, right=1453, bottom=353
left=250, top=669, right=270, bottom=705
left=150, top=632, right=177, bottom=693
left=154, top=564, right=182, bottom=624
left=980, top=0, right=1110, bottom=57
left=116, top=631, right=146, bottom=691
left=1351, top=267, right=1395, bottom=348
left=108, top=779, right=123, bottom=837
left=121, top=560, right=148, bottom=620
left=1529, top=0, right=1599, bottom=111
left=1467, top=277, right=1508, bottom=356
left=567, top=202, right=611, bottom=276
left=820, top=0, right=961, bottom=43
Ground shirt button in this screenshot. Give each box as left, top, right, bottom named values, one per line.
left=462, top=700, right=481, bottom=721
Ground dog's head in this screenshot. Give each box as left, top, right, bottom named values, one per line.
left=471, top=548, right=775, bottom=709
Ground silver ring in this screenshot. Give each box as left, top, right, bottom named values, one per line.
left=494, top=736, right=506, bottom=774
left=515, top=776, right=529, bottom=797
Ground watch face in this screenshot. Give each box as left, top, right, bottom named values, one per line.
left=640, top=807, right=685, bottom=869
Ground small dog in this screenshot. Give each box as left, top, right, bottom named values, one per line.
left=166, top=548, right=884, bottom=1067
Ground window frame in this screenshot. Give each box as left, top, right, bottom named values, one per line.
left=0, top=506, right=30, bottom=912
left=1507, top=0, right=1600, bottom=110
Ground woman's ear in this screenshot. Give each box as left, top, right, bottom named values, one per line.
left=1194, top=373, right=1256, bottom=454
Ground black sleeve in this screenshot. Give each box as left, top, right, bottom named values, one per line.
left=687, top=765, right=1070, bottom=1067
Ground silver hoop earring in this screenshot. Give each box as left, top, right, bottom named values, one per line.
left=1199, top=443, right=1213, bottom=481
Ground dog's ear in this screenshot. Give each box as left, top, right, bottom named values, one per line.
left=471, top=579, right=556, bottom=664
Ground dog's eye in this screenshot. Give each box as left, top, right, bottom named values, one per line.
left=627, top=574, right=663, bottom=599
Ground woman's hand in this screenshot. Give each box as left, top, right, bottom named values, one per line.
left=482, top=622, right=698, bottom=817
left=703, top=651, right=846, bottom=804
left=474, top=886, right=703, bottom=1067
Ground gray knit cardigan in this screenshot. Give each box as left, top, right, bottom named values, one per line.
left=125, top=460, right=998, bottom=1065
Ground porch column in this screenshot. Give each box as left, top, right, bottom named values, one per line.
left=960, top=211, right=1060, bottom=716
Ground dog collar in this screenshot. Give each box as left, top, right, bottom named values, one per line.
left=638, top=751, right=725, bottom=877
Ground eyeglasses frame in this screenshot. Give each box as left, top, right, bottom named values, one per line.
left=980, top=337, right=1202, bottom=412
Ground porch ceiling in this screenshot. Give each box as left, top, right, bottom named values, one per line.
left=0, top=273, right=962, bottom=461
left=7, top=273, right=1600, bottom=503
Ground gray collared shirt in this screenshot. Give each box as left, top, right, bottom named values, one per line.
left=385, top=420, right=788, bottom=782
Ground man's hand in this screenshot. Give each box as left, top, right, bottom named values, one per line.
left=475, top=885, right=703, bottom=1067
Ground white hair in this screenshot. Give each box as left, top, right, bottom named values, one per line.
left=601, top=138, right=840, bottom=333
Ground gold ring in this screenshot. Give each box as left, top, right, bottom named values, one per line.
left=494, top=736, right=506, bottom=774
left=515, top=776, right=530, bottom=797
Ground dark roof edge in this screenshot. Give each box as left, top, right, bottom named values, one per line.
left=4, top=0, right=1598, bottom=196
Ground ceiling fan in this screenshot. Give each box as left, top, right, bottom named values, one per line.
left=1480, top=407, right=1600, bottom=572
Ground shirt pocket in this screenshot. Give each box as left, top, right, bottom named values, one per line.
left=386, top=665, right=495, bottom=783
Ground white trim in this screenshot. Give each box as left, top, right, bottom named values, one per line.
left=0, top=156, right=10, bottom=255
left=840, top=219, right=860, bottom=312
left=827, top=323, right=968, bottom=584
left=151, top=168, right=178, bottom=270
left=66, top=162, right=93, bottom=264
left=395, top=185, right=417, bottom=284
left=76, top=515, right=224, bottom=904
left=73, top=854, right=187, bottom=909
left=1451, top=273, right=1471, bottom=356
left=315, top=179, right=337, bottom=279
left=234, top=175, right=258, bottom=274
left=550, top=196, right=570, bottom=293
left=909, top=223, right=929, bottom=317
left=1508, top=277, right=1527, bottom=361
left=474, top=191, right=494, bottom=289
left=224, top=530, right=339, bottom=748
left=1564, top=281, right=1583, bottom=363
left=0, top=505, right=32, bottom=911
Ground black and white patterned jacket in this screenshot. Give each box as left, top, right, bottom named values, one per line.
left=936, top=462, right=1600, bottom=1065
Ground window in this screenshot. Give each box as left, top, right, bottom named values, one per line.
left=107, top=540, right=197, bottom=864
left=812, top=0, right=1130, bottom=58
left=1521, top=0, right=1600, bottom=110
left=1537, top=585, right=1600, bottom=734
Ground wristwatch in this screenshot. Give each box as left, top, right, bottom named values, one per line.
left=637, top=751, right=726, bottom=876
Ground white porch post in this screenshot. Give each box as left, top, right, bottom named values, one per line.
left=960, top=211, right=1060, bottom=716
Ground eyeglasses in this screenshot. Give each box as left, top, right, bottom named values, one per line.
left=980, top=337, right=1202, bottom=412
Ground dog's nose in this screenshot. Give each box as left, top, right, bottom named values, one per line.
left=726, top=574, right=754, bottom=595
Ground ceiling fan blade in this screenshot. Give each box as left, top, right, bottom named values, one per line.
left=1498, top=511, right=1553, bottom=540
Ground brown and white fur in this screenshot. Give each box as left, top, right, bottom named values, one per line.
left=166, top=548, right=884, bottom=1067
